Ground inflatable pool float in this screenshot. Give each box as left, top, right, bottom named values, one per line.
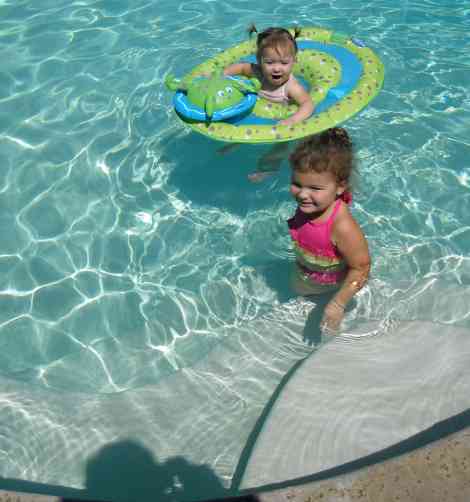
left=166, top=27, right=384, bottom=144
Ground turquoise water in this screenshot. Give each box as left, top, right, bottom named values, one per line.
left=0, top=1, right=469, bottom=500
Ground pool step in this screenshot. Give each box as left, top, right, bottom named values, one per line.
left=239, top=319, right=470, bottom=489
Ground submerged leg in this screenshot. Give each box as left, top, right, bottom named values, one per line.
left=248, top=142, right=291, bottom=183
left=216, top=142, right=241, bottom=155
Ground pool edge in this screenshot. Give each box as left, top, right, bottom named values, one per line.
left=1, top=421, right=468, bottom=502
left=254, top=422, right=470, bottom=502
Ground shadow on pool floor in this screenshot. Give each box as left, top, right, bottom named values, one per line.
left=0, top=411, right=469, bottom=502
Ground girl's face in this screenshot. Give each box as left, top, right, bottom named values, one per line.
left=259, top=45, right=295, bottom=87
left=290, top=169, right=346, bottom=216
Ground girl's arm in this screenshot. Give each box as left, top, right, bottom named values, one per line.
left=223, top=62, right=254, bottom=77
left=280, top=78, right=315, bottom=125
left=322, top=204, right=371, bottom=331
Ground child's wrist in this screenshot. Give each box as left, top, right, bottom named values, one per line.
left=329, top=299, right=346, bottom=311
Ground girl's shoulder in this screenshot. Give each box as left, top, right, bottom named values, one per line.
left=285, top=74, right=309, bottom=97
left=333, top=199, right=353, bottom=224
left=331, top=200, right=364, bottom=242
left=288, top=73, right=301, bottom=85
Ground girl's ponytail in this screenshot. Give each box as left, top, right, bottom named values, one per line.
left=247, top=24, right=258, bottom=37
left=292, top=26, right=301, bottom=39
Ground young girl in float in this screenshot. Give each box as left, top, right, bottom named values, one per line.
left=288, top=127, right=370, bottom=332
left=224, top=25, right=314, bottom=125
left=221, top=26, right=315, bottom=181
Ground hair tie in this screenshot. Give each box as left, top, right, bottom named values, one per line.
left=340, top=191, right=353, bottom=204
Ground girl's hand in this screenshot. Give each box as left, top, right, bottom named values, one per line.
left=320, top=300, right=345, bottom=334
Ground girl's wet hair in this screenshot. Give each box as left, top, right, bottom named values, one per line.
left=248, top=24, right=301, bottom=59
left=289, top=127, right=355, bottom=185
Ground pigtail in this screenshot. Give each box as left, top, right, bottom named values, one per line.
left=247, top=23, right=258, bottom=37
left=292, top=26, right=302, bottom=39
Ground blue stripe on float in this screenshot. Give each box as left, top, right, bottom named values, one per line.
left=235, top=40, right=364, bottom=125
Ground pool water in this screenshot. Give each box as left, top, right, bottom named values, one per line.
left=0, top=1, right=469, bottom=500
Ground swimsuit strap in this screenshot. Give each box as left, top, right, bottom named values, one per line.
left=324, top=198, right=343, bottom=247
left=327, top=198, right=342, bottom=225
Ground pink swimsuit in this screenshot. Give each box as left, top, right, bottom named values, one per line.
left=288, top=198, right=348, bottom=285
left=253, top=65, right=293, bottom=104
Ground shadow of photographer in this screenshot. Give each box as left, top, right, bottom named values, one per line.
left=63, top=438, right=259, bottom=502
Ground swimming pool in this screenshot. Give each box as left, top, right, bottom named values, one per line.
left=0, top=1, right=469, bottom=501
